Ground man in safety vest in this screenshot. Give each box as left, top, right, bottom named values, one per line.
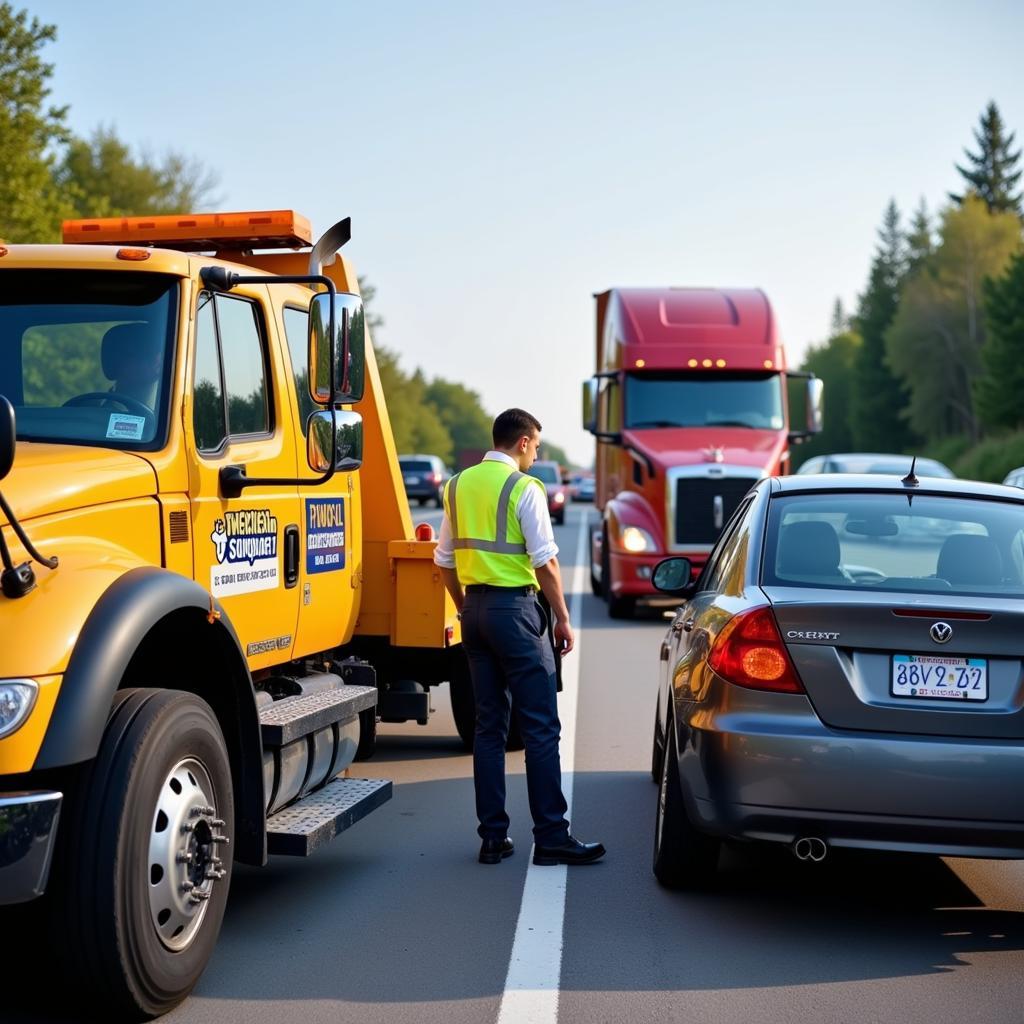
left=434, top=408, right=605, bottom=866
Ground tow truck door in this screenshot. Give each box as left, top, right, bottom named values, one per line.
left=187, top=286, right=301, bottom=667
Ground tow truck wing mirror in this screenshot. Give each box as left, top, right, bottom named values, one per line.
left=306, top=409, right=364, bottom=473
left=0, top=396, right=15, bottom=481
left=308, top=292, right=366, bottom=406
left=582, top=378, right=597, bottom=433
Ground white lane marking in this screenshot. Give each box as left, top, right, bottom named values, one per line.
left=496, top=509, right=588, bottom=1024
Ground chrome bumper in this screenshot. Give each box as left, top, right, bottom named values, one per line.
left=0, top=791, right=62, bottom=905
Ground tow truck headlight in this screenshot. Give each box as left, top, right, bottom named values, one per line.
left=621, top=526, right=656, bottom=553
left=0, top=681, right=38, bottom=739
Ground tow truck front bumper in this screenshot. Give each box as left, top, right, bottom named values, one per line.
left=0, top=790, right=62, bottom=905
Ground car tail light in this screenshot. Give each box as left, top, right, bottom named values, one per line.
left=708, top=606, right=804, bottom=693
left=429, top=473, right=441, bottom=484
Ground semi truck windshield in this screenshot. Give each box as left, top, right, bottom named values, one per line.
left=625, top=372, right=784, bottom=430
left=0, top=270, right=178, bottom=449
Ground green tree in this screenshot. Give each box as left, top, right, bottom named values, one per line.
left=56, top=126, right=219, bottom=218
left=886, top=195, right=1021, bottom=441
left=905, top=198, right=933, bottom=274
left=848, top=200, right=917, bottom=451
left=0, top=4, right=71, bottom=242
left=950, top=101, right=1023, bottom=215
left=830, top=298, right=847, bottom=335
left=538, top=440, right=571, bottom=468
left=423, top=379, right=492, bottom=454
left=974, top=251, right=1024, bottom=431
left=791, top=328, right=862, bottom=468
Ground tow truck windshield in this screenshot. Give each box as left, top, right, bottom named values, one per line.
left=625, top=371, right=784, bottom=430
left=0, top=270, right=178, bottom=449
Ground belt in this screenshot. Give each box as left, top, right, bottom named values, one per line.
left=465, top=584, right=537, bottom=594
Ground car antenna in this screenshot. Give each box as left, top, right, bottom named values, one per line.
left=901, top=457, right=919, bottom=488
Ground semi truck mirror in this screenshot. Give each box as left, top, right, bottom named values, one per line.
left=308, top=292, right=367, bottom=406
left=0, top=396, right=15, bottom=481
left=805, top=377, right=824, bottom=434
left=582, top=378, right=597, bottom=433
left=306, top=409, right=364, bottom=473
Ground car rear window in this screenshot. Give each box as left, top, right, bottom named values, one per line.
left=763, top=492, right=1024, bottom=598
left=529, top=464, right=559, bottom=484
left=401, top=459, right=433, bottom=472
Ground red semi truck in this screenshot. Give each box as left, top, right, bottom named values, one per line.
left=582, top=287, right=823, bottom=618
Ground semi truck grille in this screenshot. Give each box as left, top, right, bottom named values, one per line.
left=674, top=477, right=755, bottom=545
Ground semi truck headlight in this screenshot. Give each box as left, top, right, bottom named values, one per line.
left=621, top=526, right=656, bottom=553
left=0, top=681, right=38, bottom=739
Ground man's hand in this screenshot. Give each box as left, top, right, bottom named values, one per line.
left=554, top=617, right=574, bottom=656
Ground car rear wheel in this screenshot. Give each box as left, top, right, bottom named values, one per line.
left=653, top=717, right=719, bottom=888
left=51, top=688, right=233, bottom=1017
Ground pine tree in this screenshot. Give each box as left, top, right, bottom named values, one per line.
left=849, top=201, right=917, bottom=451
left=905, top=198, right=933, bottom=275
left=975, top=251, right=1024, bottom=431
left=950, top=101, right=1023, bottom=215
left=830, top=297, right=847, bottom=335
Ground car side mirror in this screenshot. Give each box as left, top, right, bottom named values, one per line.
left=582, top=378, right=597, bottom=433
left=306, top=409, right=363, bottom=473
left=308, top=292, right=366, bottom=406
left=0, top=396, right=14, bottom=481
left=652, top=556, right=694, bottom=595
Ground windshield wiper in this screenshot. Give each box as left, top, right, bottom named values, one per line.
left=704, top=419, right=756, bottom=428
left=630, top=420, right=686, bottom=428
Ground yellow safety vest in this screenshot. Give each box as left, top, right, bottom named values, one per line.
left=444, top=460, right=545, bottom=587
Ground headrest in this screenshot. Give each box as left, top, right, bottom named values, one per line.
left=101, top=323, right=161, bottom=382
left=777, top=521, right=841, bottom=577
left=937, top=533, right=1003, bottom=586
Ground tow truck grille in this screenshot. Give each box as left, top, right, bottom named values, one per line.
left=674, top=477, right=755, bottom=545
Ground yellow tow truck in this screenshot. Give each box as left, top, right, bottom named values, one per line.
left=0, top=210, right=473, bottom=1017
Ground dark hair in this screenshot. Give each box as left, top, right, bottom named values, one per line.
left=492, top=407, right=542, bottom=448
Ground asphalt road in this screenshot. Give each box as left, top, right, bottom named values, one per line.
left=14, top=503, right=1024, bottom=1023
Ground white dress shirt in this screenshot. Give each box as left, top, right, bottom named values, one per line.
left=433, top=451, right=559, bottom=570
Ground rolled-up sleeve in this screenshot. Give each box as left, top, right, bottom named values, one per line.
left=433, top=506, right=456, bottom=568
left=517, top=482, right=559, bottom=568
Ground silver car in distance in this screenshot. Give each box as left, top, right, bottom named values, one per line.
left=650, top=471, right=1024, bottom=889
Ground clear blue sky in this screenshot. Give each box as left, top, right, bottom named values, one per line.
left=29, top=0, right=1024, bottom=464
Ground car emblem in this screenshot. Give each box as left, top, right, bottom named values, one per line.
left=930, top=622, right=953, bottom=644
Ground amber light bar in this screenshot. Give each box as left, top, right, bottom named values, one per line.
left=62, top=210, right=313, bottom=251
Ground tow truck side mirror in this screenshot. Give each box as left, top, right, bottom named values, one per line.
left=306, top=409, right=364, bottom=473
left=0, top=396, right=15, bottom=481
left=308, top=292, right=366, bottom=406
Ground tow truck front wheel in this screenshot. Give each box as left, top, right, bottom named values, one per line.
left=53, top=688, right=234, bottom=1018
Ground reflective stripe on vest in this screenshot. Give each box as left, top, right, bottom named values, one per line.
left=444, top=461, right=542, bottom=587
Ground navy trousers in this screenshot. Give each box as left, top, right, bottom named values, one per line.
left=461, top=589, right=570, bottom=844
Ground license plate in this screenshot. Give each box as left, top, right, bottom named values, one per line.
left=891, top=654, right=988, bottom=702
left=404, top=475, right=420, bottom=484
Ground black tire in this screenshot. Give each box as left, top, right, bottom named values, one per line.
left=354, top=704, right=378, bottom=761
left=653, top=716, right=719, bottom=889
left=50, top=688, right=234, bottom=1018
left=651, top=707, right=665, bottom=784
left=450, top=654, right=525, bottom=753
left=590, top=527, right=603, bottom=596
left=602, top=535, right=635, bottom=618
left=418, top=497, right=429, bottom=507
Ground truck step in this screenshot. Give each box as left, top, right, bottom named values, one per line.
left=259, top=684, right=377, bottom=747
left=266, top=777, right=392, bottom=856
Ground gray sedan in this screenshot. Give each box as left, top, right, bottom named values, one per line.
left=650, top=472, right=1024, bottom=888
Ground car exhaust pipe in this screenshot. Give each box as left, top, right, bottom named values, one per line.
left=792, top=836, right=828, bottom=862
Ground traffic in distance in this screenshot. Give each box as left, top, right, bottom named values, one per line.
left=1, top=210, right=1022, bottom=1021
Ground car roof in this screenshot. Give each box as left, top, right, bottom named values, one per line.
left=770, top=473, right=1024, bottom=502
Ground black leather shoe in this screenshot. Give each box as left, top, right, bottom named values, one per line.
left=479, top=837, right=515, bottom=864
left=533, top=835, right=606, bottom=866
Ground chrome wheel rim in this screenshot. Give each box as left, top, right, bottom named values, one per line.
left=147, top=757, right=229, bottom=952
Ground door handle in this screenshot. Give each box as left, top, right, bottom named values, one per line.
left=284, top=525, right=300, bottom=589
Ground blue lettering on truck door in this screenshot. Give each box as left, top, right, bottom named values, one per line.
left=305, top=498, right=346, bottom=573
